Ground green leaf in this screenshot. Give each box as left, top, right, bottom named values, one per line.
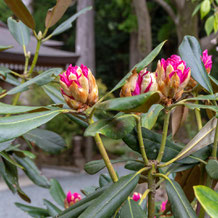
left=15, top=203, right=49, bottom=217
left=0, top=45, right=13, bottom=52
left=58, top=186, right=109, bottom=218
left=205, top=15, right=215, bottom=35
left=120, top=198, right=146, bottom=218
left=43, top=199, right=61, bottom=216
left=206, top=159, right=218, bottom=179
left=181, top=93, right=218, bottom=102
left=194, top=185, right=218, bottom=218
left=209, top=75, right=218, bottom=93
left=166, top=179, right=197, bottom=218
left=96, top=92, right=160, bottom=113
left=200, top=0, right=211, bottom=19
left=7, top=17, right=30, bottom=46
left=182, top=103, right=218, bottom=113
left=51, top=7, right=92, bottom=36
left=81, top=186, right=98, bottom=196
left=192, top=3, right=201, bottom=17
left=110, top=40, right=166, bottom=93
left=0, top=66, right=12, bottom=80
left=0, top=109, right=63, bottom=142
left=178, top=36, right=213, bottom=93
left=79, top=174, right=139, bottom=218
left=4, top=0, right=35, bottom=29
left=84, top=159, right=125, bottom=175
left=141, top=104, right=164, bottom=129
left=173, top=117, right=217, bottom=161
left=7, top=68, right=62, bottom=95
left=0, top=151, right=23, bottom=168
left=0, top=140, right=13, bottom=152
left=49, top=179, right=66, bottom=207
left=125, top=160, right=144, bottom=171
left=84, top=114, right=136, bottom=139
left=4, top=74, right=21, bottom=86
left=66, top=114, right=88, bottom=128
left=24, top=128, right=66, bottom=154
left=14, top=155, right=50, bottom=188
left=99, top=174, right=112, bottom=187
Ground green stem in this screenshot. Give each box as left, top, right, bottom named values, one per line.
left=195, top=108, right=202, bottom=130
left=139, top=189, right=150, bottom=205
left=94, top=133, right=118, bottom=182
left=28, top=40, right=41, bottom=76
left=156, top=110, right=170, bottom=162
left=147, top=164, right=156, bottom=218
left=136, top=116, right=149, bottom=165
left=211, top=119, right=218, bottom=159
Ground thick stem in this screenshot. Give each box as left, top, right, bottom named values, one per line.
left=147, top=164, right=156, bottom=218
left=94, top=133, right=118, bottom=182
left=195, top=108, right=202, bottom=130
left=156, top=110, right=170, bottom=162
left=211, top=120, right=218, bottom=159
left=28, top=40, right=41, bottom=76
left=136, top=116, right=149, bottom=165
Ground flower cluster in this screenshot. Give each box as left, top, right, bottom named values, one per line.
left=64, top=191, right=82, bottom=208
left=60, top=64, right=98, bottom=111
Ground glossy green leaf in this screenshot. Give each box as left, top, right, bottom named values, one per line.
left=43, top=199, right=61, bottom=216
left=4, top=74, right=21, bottom=86
left=182, top=103, right=217, bottom=113
left=49, top=179, right=66, bottom=207
left=84, top=159, right=124, bottom=175
left=24, top=128, right=66, bottom=154
left=0, top=67, right=11, bottom=80
left=0, top=109, right=63, bottom=142
left=182, top=93, right=218, bottom=102
left=4, top=0, right=35, bottom=29
left=166, top=179, right=197, bottom=218
left=81, top=186, right=98, bottom=196
left=0, top=151, right=23, bottom=168
left=96, top=92, right=160, bottom=113
left=141, top=104, right=164, bottom=129
left=84, top=114, right=136, bottom=139
left=7, top=17, right=30, bottom=46
left=14, top=155, right=50, bottom=188
left=99, top=174, right=112, bottom=187
left=178, top=36, right=213, bottom=93
left=79, top=174, right=139, bottom=218
left=7, top=68, right=62, bottom=95
left=66, top=114, right=88, bottom=128
left=0, top=140, right=13, bottom=152
left=110, top=40, right=166, bottom=93
left=51, top=7, right=92, bottom=36
left=205, top=15, right=215, bottom=35
left=194, top=185, right=218, bottom=218
left=0, top=45, right=13, bottom=51
left=120, top=198, right=146, bottom=218
left=15, top=203, right=49, bottom=217
left=58, top=186, right=109, bottom=218
left=125, top=160, right=144, bottom=171
left=206, top=159, right=218, bottom=179
left=200, top=0, right=211, bottom=19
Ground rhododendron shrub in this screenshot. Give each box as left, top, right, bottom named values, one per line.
left=0, top=2, right=217, bottom=218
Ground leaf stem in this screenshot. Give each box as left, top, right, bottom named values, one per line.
left=156, top=109, right=170, bottom=162
left=211, top=119, right=218, bottom=159
left=139, top=189, right=150, bottom=205
left=136, top=116, right=149, bottom=165
left=195, top=108, right=202, bottom=130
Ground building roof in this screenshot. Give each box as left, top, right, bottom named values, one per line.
left=0, top=26, right=79, bottom=71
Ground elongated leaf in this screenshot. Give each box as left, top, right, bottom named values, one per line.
left=4, top=74, right=21, bottom=86
left=58, top=186, right=109, bottom=218
left=125, top=160, right=144, bottom=171
left=194, top=185, right=218, bottom=218
left=0, top=140, right=13, bottom=152
left=51, top=7, right=92, bottom=36
left=110, top=41, right=166, bottom=93
left=24, top=128, right=66, bottom=154
left=15, top=203, right=49, bottom=217
left=66, top=114, right=88, bottom=128
left=0, top=102, right=48, bottom=114
left=84, top=159, right=125, bottom=175
left=0, top=109, right=63, bottom=142
left=84, top=114, right=136, bottom=139
left=45, top=0, right=72, bottom=28
left=206, top=159, right=218, bottom=179
left=7, top=68, right=62, bottom=95
left=0, top=45, right=13, bottom=51
left=182, top=103, right=217, bottom=113
left=43, top=199, right=61, bottom=216
left=79, top=174, right=139, bottom=218
left=0, top=151, right=23, bottom=168
left=50, top=179, right=66, bottom=207
left=209, top=75, right=218, bottom=92
left=141, top=104, right=164, bottom=129
left=0, top=66, right=11, bottom=80
left=166, top=179, right=197, bottom=218
left=178, top=36, right=213, bottom=93
left=7, top=17, right=30, bottom=46
left=4, top=0, right=35, bottom=29
left=99, top=174, right=112, bottom=187
left=174, top=117, right=217, bottom=161
left=120, top=198, right=145, bottom=218
left=14, top=155, right=50, bottom=188
left=182, top=93, right=218, bottom=101
left=81, top=186, right=98, bottom=196
left=96, top=92, right=160, bottom=113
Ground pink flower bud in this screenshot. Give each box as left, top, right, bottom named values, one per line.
left=155, top=55, right=191, bottom=105
left=120, top=68, right=157, bottom=97
left=64, top=191, right=82, bottom=208
left=201, top=49, right=212, bottom=74
left=60, top=64, right=98, bottom=111
left=132, top=192, right=142, bottom=202
left=161, top=200, right=167, bottom=212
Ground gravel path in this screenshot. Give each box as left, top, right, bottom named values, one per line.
left=0, top=165, right=129, bottom=218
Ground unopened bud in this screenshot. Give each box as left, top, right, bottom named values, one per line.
left=37, top=31, right=42, bottom=40
left=64, top=191, right=82, bottom=208
left=132, top=192, right=142, bottom=202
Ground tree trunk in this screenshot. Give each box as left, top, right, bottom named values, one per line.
left=133, top=0, right=152, bottom=60
left=76, top=0, right=95, bottom=73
